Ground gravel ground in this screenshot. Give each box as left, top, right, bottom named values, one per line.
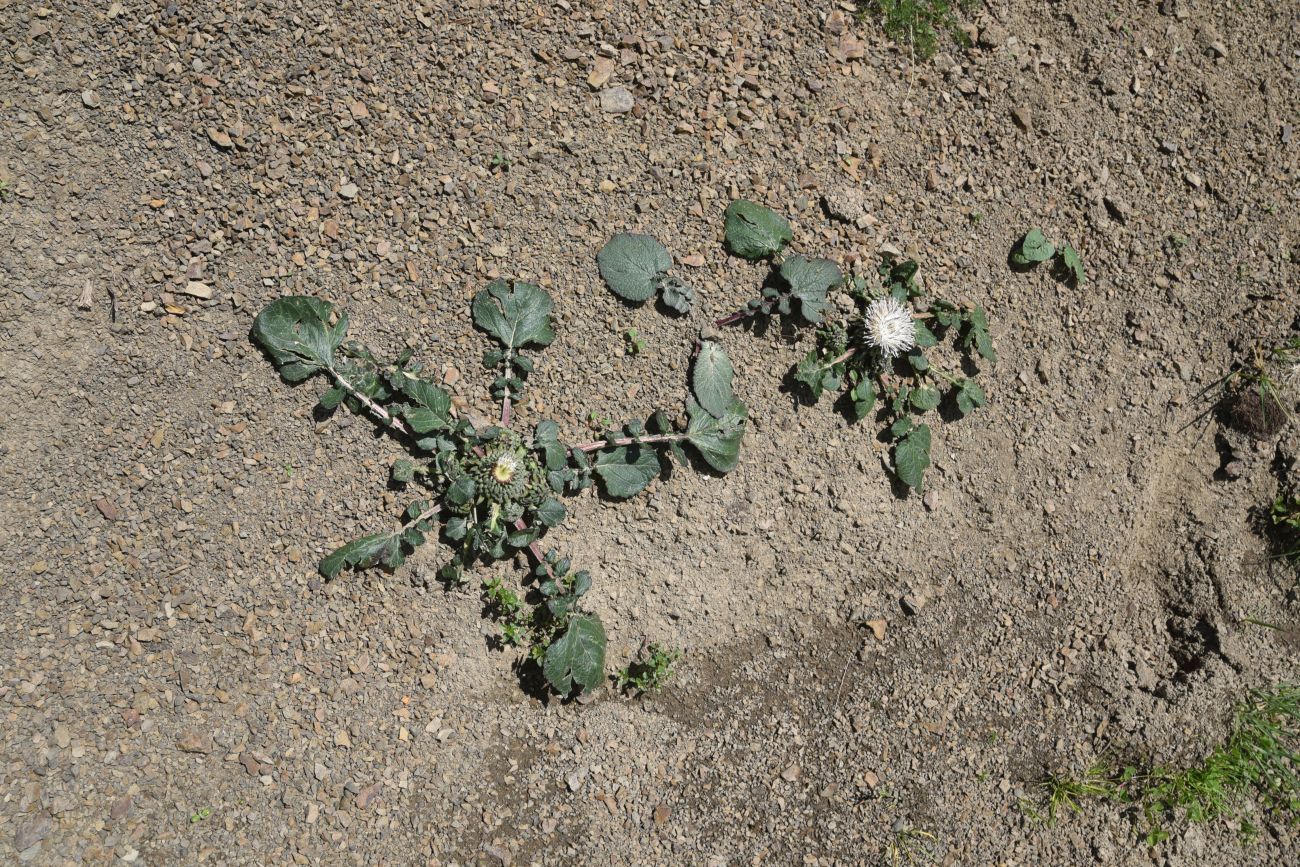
left=1, top=1, right=1297, bottom=864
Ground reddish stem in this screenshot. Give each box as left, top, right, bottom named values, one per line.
left=570, top=432, right=689, bottom=453
left=714, top=309, right=752, bottom=328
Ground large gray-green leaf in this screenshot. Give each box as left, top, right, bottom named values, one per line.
left=724, top=200, right=793, bottom=260
left=894, top=423, right=932, bottom=490
left=692, top=340, right=735, bottom=418
left=542, top=613, right=606, bottom=695
left=597, top=233, right=671, bottom=303
left=319, top=532, right=402, bottom=580
left=252, top=296, right=348, bottom=382
left=685, top=397, right=746, bottom=473
left=592, top=446, right=661, bottom=498
left=778, top=255, right=841, bottom=324
left=472, top=280, right=556, bottom=349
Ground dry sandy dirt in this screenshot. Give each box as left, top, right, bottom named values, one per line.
left=2, top=0, right=1298, bottom=864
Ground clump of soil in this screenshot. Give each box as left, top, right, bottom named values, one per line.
left=1226, top=388, right=1287, bottom=439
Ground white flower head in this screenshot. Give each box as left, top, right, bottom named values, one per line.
left=863, top=296, right=916, bottom=359
left=491, top=453, right=519, bottom=484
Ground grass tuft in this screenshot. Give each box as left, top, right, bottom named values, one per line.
left=857, top=1, right=979, bottom=60
left=1021, top=685, right=1300, bottom=844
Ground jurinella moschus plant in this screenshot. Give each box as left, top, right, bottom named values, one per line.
left=713, top=199, right=995, bottom=491
left=251, top=282, right=746, bottom=697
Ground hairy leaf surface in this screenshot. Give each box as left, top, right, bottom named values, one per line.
left=692, top=340, right=735, bottom=418
left=597, top=233, right=671, bottom=303
left=724, top=200, right=792, bottom=260
left=472, top=280, right=556, bottom=349
left=543, top=614, right=606, bottom=695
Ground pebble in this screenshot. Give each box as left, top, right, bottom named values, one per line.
left=81, top=90, right=100, bottom=108
left=600, top=87, right=634, bottom=113
left=14, top=812, right=51, bottom=851
left=177, top=731, right=212, bottom=753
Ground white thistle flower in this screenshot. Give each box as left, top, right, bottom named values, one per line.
left=863, top=297, right=916, bottom=359
left=491, top=454, right=519, bottom=484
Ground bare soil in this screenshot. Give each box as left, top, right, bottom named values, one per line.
left=1, top=1, right=1297, bottom=864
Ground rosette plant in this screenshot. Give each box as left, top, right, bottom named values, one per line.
left=251, top=282, right=746, bottom=696
left=714, top=200, right=995, bottom=490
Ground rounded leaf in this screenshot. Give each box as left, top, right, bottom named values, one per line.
left=724, top=200, right=793, bottom=260
left=597, top=233, right=671, bottom=302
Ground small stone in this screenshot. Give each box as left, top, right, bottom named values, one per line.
left=781, top=764, right=801, bottom=782
left=864, top=619, right=887, bottom=641
left=1184, top=171, right=1203, bottom=189
left=180, top=281, right=213, bottom=299
left=14, top=812, right=51, bottom=850
left=177, top=731, right=212, bottom=753
left=53, top=725, right=71, bottom=749
left=600, top=87, right=634, bottom=113
left=587, top=57, right=615, bottom=89
left=1011, top=105, right=1031, bottom=130
left=81, top=90, right=100, bottom=108
left=207, top=127, right=233, bottom=148
left=355, top=782, right=382, bottom=809
left=349, top=100, right=369, bottom=119
left=978, top=22, right=1007, bottom=48
left=95, top=498, right=120, bottom=521
left=565, top=769, right=586, bottom=792
left=653, top=804, right=671, bottom=824
left=109, top=796, right=132, bottom=821
left=900, top=595, right=925, bottom=616
left=1103, top=196, right=1132, bottom=224
left=339, top=183, right=359, bottom=199
left=861, top=770, right=880, bottom=790
left=922, top=490, right=939, bottom=511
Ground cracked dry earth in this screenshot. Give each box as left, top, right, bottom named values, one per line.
left=1, top=1, right=1298, bottom=865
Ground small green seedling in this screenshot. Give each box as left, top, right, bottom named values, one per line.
left=189, top=807, right=212, bottom=824
left=0, top=179, right=11, bottom=201
left=1010, top=228, right=1086, bottom=286
left=616, top=641, right=680, bottom=695
left=488, top=152, right=511, bottom=172
left=859, top=0, right=976, bottom=60
left=624, top=327, right=646, bottom=356
left=714, top=199, right=994, bottom=491
left=598, top=233, right=695, bottom=314
left=885, top=821, right=936, bottom=866
left=252, top=283, right=746, bottom=697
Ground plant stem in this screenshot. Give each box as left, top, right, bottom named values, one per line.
left=501, top=395, right=512, bottom=428
left=403, top=502, right=441, bottom=530
left=714, top=309, right=752, bottom=328
left=829, top=347, right=857, bottom=366
left=570, top=432, right=689, bottom=453
left=512, top=519, right=555, bottom=581
left=331, top=369, right=412, bottom=436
